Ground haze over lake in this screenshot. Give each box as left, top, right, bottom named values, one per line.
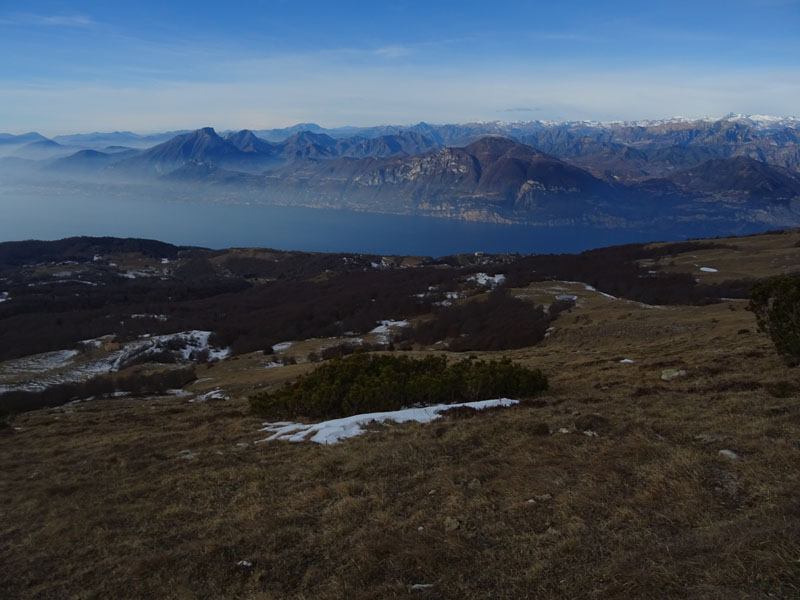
left=0, top=188, right=769, bottom=255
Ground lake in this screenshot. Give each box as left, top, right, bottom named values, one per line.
left=0, top=188, right=772, bottom=256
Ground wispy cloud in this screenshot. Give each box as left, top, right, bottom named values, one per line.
left=374, top=45, right=413, bottom=58
left=0, top=13, right=97, bottom=27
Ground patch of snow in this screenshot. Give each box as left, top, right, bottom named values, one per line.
left=544, top=326, right=555, bottom=339
left=699, top=267, right=718, bottom=273
left=469, top=273, right=506, bottom=288
left=130, top=313, right=169, bottom=321
left=1, top=330, right=231, bottom=394
left=619, top=359, right=635, bottom=364
left=161, top=258, right=170, bottom=264
left=257, top=398, right=519, bottom=445
left=369, top=320, right=411, bottom=334
left=433, top=300, right=452, bottom=307
left=555, top=293, right=577, bottom=301
left=28, top=279, right=99, bottom=287
left=122, top=270, right=152, bottom=279
left=1, top=349, right=78, bottom=375
left=369, top=320, right=411, bottom=343
left=78, top=337, right=105, bottom=348
left=189, top=388, right=229, bottom=403
left=445, top=291, right=462, bottom=299
left=272, top=341, right=292, bottom=352
left=584, top=285, right=617, bottom=300
left=167, top=389, right=193, bottom=397
left=109, top=330, right=230, bottom=369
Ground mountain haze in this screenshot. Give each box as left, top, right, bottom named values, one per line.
left=1, top=115, right=799, bottom=232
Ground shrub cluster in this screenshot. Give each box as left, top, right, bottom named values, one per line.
left=0, top=367, right=197, bottom=413
left=250, top=353, right=547, bottom=419
left=749, top=275, right=800, bottom=365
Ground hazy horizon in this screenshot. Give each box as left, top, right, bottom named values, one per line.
left=6, top=112, right=800, bottom=140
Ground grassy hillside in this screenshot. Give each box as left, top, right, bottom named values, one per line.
left=1, top=229, right=800, bottom=598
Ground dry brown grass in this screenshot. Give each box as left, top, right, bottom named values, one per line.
left=3, top=237, right=800, bottom=599
left=642, top=229, right=800, bottom=282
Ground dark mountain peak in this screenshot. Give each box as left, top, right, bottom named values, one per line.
left=0, top=132, right=49, bottom=145
left=463, top=136, right=544, bottom=164
left=464, top=136, right=522, bottom=153
left=225, top=130, right=276, bottom=154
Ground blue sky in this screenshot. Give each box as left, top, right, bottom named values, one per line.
left=1, top=0, right=798, bottom=134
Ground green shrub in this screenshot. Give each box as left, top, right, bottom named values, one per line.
left=250, top=353, right=547, bottom=419
left=749, top=276, right=800, bottom=365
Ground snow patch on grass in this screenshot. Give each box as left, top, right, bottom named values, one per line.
left=130, top=314, right=169, bottom=322
left=584, top=285, right=617, bottom=300
left=469, top=273, right=506, bottom=288
left=0, top=331, right=229, bottom=394
left=257, top=398, right=519, bottom=445
left=369, top=320, right=411, bottom=334
left=189, top=388, right=229, bottom=403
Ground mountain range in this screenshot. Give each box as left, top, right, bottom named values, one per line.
left=2, top=115, right=800, bottom=229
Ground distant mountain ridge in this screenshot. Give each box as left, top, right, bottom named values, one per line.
left=2, top=116, right=800, bottom=231
left=107, top=127, right=440, bottom=174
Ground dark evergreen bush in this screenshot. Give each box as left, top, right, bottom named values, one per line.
left=249, top=353, right=547, bottom=419
left=749, top=275, right=800, bottom=365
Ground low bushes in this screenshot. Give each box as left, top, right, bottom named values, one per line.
left=0, top=367, right=197, bottom=413
left=249, top=353, right=547, bottom=419
left=749, top=275, right=800, bottom=365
